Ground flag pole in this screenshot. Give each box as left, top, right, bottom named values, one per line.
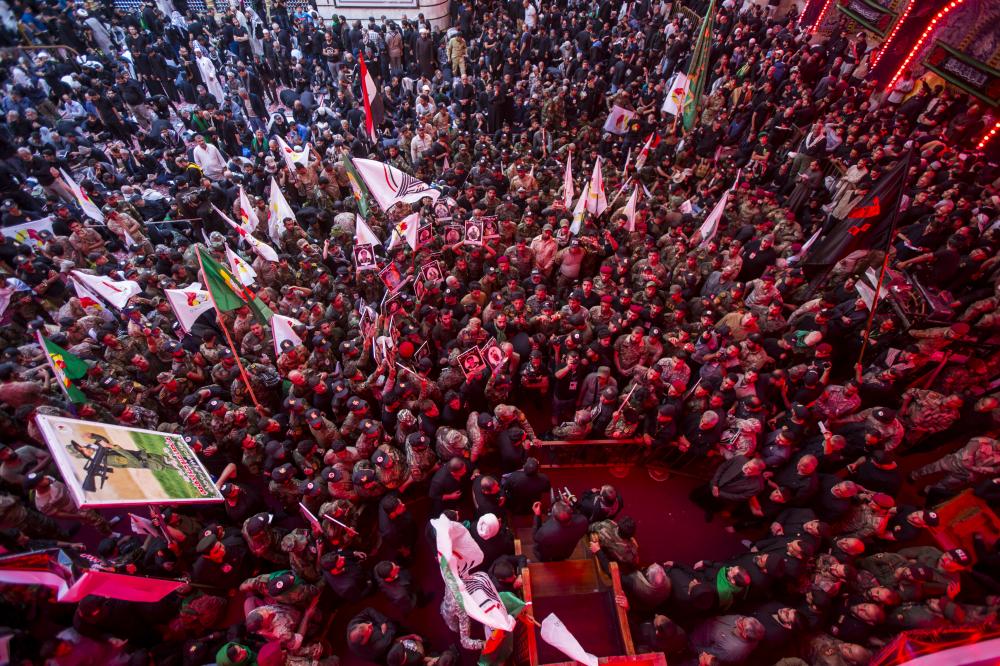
left=195, top=250, right=265, bottom=412
left=855, top=148, right=916, bottom=365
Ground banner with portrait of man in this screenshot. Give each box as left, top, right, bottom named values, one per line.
left=353, top=243, right=377, bottom=270
left=34, top=414, right=223, bottom=508
left=464, top=218, right=484, bottom=245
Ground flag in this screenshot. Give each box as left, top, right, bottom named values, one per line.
left=682, top=0, right=716, bottom=131
left=275, top=135, right=310, bottom=172
left=387, top=212, right=420, bottom=251
left=540, top=614, right=599, bottom=666
left=603, top=104, right=636, bottom=135
left=70, top=277, right=105, bottom=314
left=59, top=169, right=104, bottom=223
left=358, top=51, right=384, bottom=142
left=272, top=314, right=304, bottom=356
left=1, top=216, right=54, bottom=248
left=38, top=333, right=89, bottom=404
left=355, top=214, right=382, bottom=247
left=353, top=158, right=440, bottom=212
left=343, top=155, right=371, bottom=218
left=562, top=154, right=574, bottom=209
left=164, top=282, right=214, bottom=334
left=0, top=549, right=75, bottom=600
left=196, top=247, right=273, bottom=323
left=70, top=271, right=140, bottom=309
left=215, top=204, right=280, bottom=262
left=696, top=189, right=730, bottom=247
left=238, top=186, right=259, bottom=233
left=634, top=132, right=661, bottom=172
left=58, top=570, right=185, bottom=604
left=570, top=182, right=589, bottom=235
left=804, top=150, right=913, bottom=267
left=789, top=228, right=821, bottom=264
left=267, top=177, right=295, bottom=244
left=623, top=186, right=639, bottom=232
left=478, top=591, right=529, bottom=666
left=226, top=245, right=257, bottom=286
left=431, top=515, right=516, bottom=632
left=585, top=158, right=607, bottom=216
left=856, top=279, right=877, bottom=310
left=661, top=72, right=690, bottom=116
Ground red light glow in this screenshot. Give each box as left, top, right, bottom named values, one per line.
left=809, top=0, right=837, bottom=33
left=884, top=0, right=967, bottom=93
left=977, top=120, right=1000, bottom=150
left=871, top=0, right=914, bottom=67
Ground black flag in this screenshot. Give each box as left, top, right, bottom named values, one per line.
left=804, top=148, right=914, bottom=267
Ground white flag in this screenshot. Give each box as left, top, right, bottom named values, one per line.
left=696, top=190, right=730, bottom=247
left=275, top=136, right=310, bottom=172
left=585, top=158, right=607, bottom=216
left=164, top=282, right=213, bottom=334
left=353, top=158, right=440, bottom=211
left=272, top=314, right=304, bottom=356
left=238, top=186, right=259, bottom=233
left=59, top=169, right=104, bottom=223
left=267, top=177, right=295, bottom=244
left=355, top=215, right=382, bottom=247
left=563, top=154, right=574, bottom=209
left=215, top=204, right=280, bottom=262
left=226, top=245, right=257, bottom=286
left=855, top=280, right=876, bottom=310
left=623, top=186, right=639, bottom=232
left=661, top=72, right=690, bottom=116
left=431, top=515, right=515, bottom=632
left=540, top=614, right=599, bottom=666
left=603, top=104, right=637, bottom=135
left=390, top=212, right=420, bottom=251
left=1, top=216, right=54, bottom=248
left=71, top=279, right=105, bottom=313
left=679, top=198, right=694, bottom=214
left=70, top=271, right=140, bottom=310
left=789, top=228, right=821, bottom=264
left=570, top=182, right=590, bottom=235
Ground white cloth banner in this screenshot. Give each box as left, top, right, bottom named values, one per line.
left=540, top=613, right=599, bottom=666
left=164, top=282, right=213, bottom=334
left=272, top=314, right=304, bottom=356
left=70, top=271, right=140, bottom=310
left=353, top=158, right=440, bottom=211
left=603, top=104, right=636, bottom=135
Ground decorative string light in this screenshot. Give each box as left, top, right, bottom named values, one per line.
left=976, top=119, right=1000, bottom=150
left=871, top=0, right=914, bottom=67
left=798, top=0, right=816, bottom=26
left=809, top=0, right=837, bottom=34
left=884, top=0, right=967, bottom=92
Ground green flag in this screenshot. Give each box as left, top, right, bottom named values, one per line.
left=343, top=155, right=371, bottom=218
left=39, top=333, right=89, bottom=404
left=478, top=592, right=528, bottom=666
left=682, top=0, right=717, bottom=132
left=197, top=247, right=273, bottom=324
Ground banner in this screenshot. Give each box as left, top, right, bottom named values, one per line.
left=661, top=72, right=690, bottom=116
left=540, top=613, right=599, bottom=666
left=267, top=177, right=296, bottom=244
left=272, top=313, right=304, bottom=356
left=431, top=515, right=515, bottom=632
left=586, top=158, right=607, bottom=216
left=164, top=282, right=214, bottom=334
left=353, top=158, right=440, bottom=211
left=1, top=216, right=54, bottom=248
left=70, top=271, right=141, bottom=310
left=34, top=414, right=223, bottom=508
left=603, top=104, right=636, bottom=135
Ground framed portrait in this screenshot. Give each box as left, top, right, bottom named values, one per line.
left=464, top=218, right=484, bottom=245
left=457, top=347, right=487, bottom=379
left=418, top=223, right=434, bottom=248
left=379, top=261, right=406, bottom=292
left=420, top=260, right=444, bottom=284
left=482, top=215, right=499, bottom=239
left=480, top=337, right=506, bottom=370
left=353, top=243, right=377, bottom=270
left=444, top=224, right=463, bottom=245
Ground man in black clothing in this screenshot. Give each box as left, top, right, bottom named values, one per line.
left=428, top=457, right=469, bottom=515
left=532, top=500, right=588, bottom=561
left=346, top=607, right=396, bottom=661
left=501, top=457, right=551, bottom=514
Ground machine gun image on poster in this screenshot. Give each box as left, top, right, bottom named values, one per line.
left=34, top=414, right=224, bottom=508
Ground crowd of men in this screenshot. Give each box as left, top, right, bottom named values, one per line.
left=0, top=0, right=999, bottom=663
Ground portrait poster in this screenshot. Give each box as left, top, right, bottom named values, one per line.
left=434, top=199, right=453, bottom=222
left=34, top=414, right=223, bottom=508
left=444, top=224, right=463, bottom=245
left=353, top=243, right=377, bottom=270
left=482, top=215, right=499, bottom=239
left=379, top=261, right=406, bottom=293
left=480, top=337, right=505, bottom=370
left=464, top=218, right=484, bottom=245
left=420, top=260, right=444, bottom=284
left=457, top=347, right=487, bottom=379
left=417, top=223, right=434, bottom=248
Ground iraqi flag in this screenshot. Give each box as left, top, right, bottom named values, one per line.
left=267, top=177, right=296, bottom=243
left=226, top=245, right=257, bottom=286
left=272, top=313, right=304, bottom=356
left=804, top=149, right=913, bottom=268
left=359, top=52, right=384, bottom=142
left=238, top=186, right=260, bottom=233
left=603, top=104, right=637, bottom=135
left=70, top=271, right=140, bottom=310
left=585, top=157, right=607, bottom=216
left=164, top=282, right=214, bottom=334
left=661, top=72, right=690, bottom=116
left=353, top=158, right=440, bottom=212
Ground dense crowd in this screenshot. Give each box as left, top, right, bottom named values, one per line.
left=0, top=0, right=999, bottom=663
